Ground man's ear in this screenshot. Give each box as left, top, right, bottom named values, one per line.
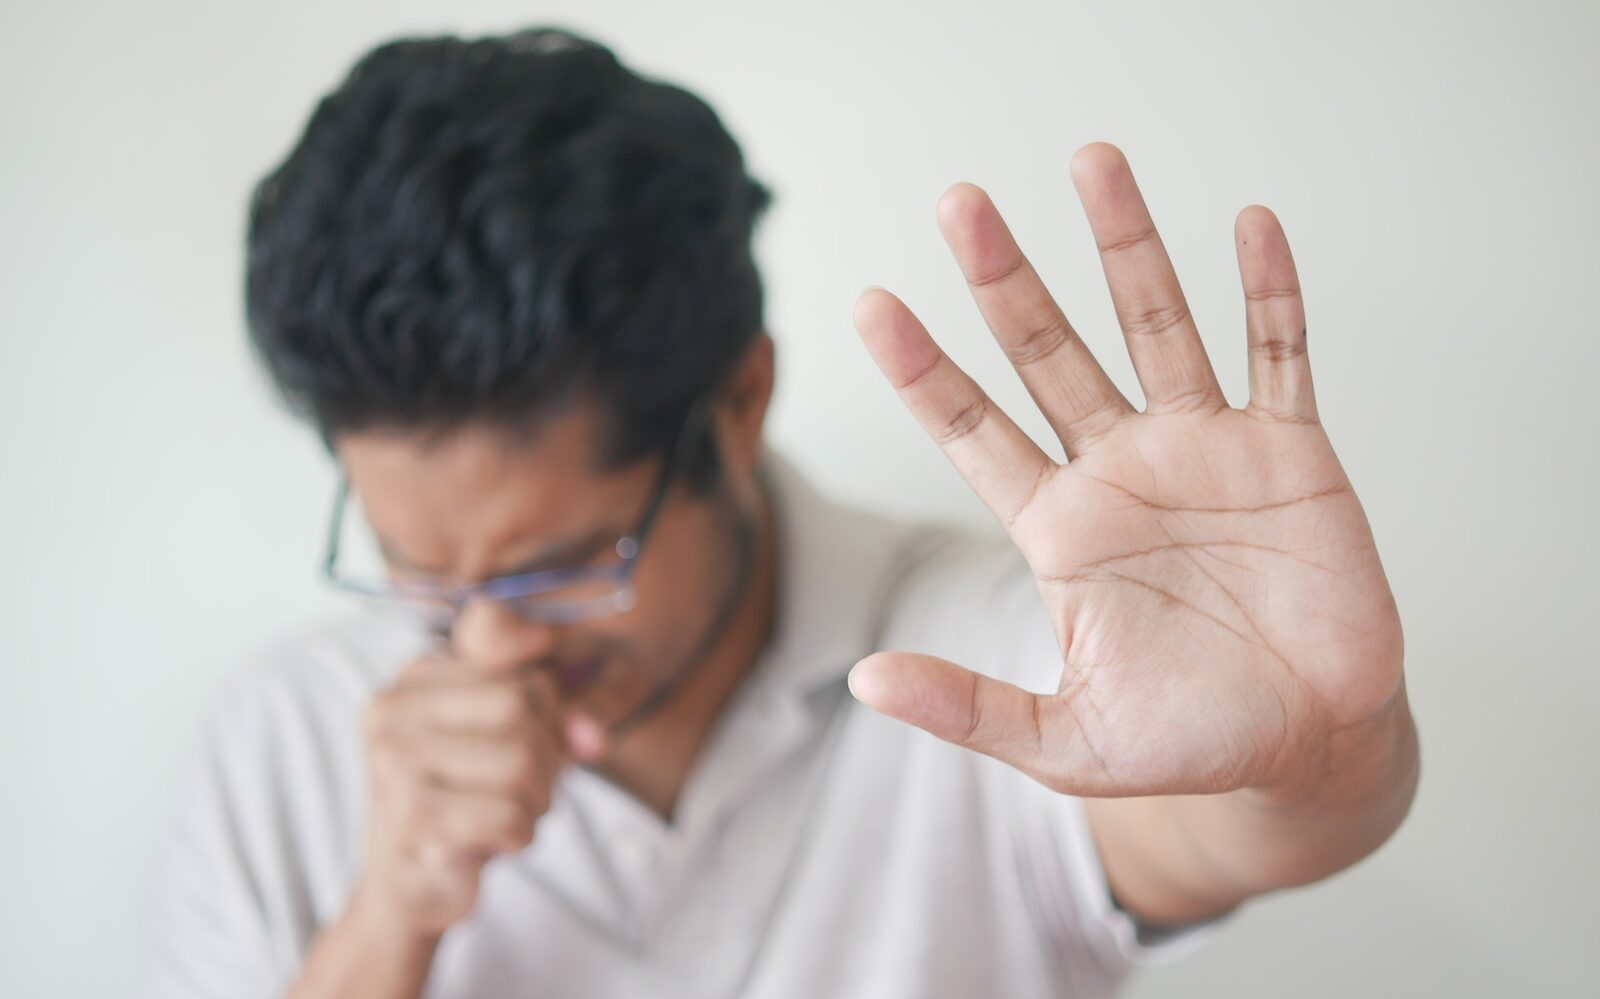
left=714, top=331, right=776, bottom=472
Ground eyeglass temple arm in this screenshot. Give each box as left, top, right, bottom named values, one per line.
left=624, top=395, right=714, bottom=555
left=322, top=474, right=350, bottom=579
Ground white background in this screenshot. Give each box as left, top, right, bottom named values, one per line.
left=3, top=1, right=1597, bottom=995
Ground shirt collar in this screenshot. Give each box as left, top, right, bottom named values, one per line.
left=749, top=442, right=919, bottom=704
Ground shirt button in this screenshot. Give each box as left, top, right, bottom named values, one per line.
left=613, top=832, right=656, bottom=878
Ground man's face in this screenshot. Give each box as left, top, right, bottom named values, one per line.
left=334, top=396, right=756, bottom=740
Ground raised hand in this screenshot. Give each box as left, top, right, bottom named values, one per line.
left=849, top=142, right=1404, bottom=800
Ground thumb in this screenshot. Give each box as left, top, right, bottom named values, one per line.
left=848, top=651, right=1070, bottom=786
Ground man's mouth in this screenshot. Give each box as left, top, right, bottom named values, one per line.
left=558, top=656, right=605, bottom=693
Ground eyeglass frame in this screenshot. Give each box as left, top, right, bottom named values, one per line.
left=319, top=395, right=713, bottom=629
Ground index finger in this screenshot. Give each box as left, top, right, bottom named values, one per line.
left=387, top=665, right=560, bottom=736
left=935, top=182, right=1133, bottom=456
left=854, top=288, right=1057, bottom=530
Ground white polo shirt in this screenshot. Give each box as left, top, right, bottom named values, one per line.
left=137, top=445, right=1221, bottom=998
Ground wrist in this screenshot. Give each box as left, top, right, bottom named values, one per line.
left=1145, top=685, right=1420, bottom=917
left=287, top=886, right=441, bottom=999
left=344, top=882, right=446, bottom=955
left=1249, top=683, right=1419, bottom=814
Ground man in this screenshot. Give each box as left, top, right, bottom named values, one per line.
left=139, top=26, right=1419, bottom=999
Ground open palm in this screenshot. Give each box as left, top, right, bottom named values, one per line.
left=850, top=143, right=1403, bottom=798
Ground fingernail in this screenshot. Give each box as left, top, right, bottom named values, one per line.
left=846, top=660, right=883, bottom=707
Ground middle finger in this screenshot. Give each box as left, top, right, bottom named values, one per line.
left=1069, top=142, right=1225, bottom=413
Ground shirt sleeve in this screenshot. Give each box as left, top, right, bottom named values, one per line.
left=132, top=617, right=395, bottom=999
left=133, top=665, right=307, bottom=999
left=1036, top=789, right=1227, bottom=967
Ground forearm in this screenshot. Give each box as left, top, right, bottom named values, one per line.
left=1084, top=684, right=1421, bottom=926
left=286, top=892, right=441, bottom=999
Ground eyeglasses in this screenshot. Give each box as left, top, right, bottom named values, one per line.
left=320, top=396, right=711, bottom=633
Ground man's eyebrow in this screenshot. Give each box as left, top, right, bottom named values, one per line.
left=497, top=529, right=615, bottom=576
left=376, top=528, right=615, bottom=579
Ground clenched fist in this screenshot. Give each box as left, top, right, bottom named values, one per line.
left=351, top=651, right=569, bottom=938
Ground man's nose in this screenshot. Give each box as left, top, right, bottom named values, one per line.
left=450, top=598, right=563, bottom=676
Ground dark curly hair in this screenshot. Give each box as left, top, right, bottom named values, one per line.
left=244, top=27, right=772, bottom=491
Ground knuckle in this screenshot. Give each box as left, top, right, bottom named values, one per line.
left=967, top=253, right=1026, bottom=289
left=1066, top=396, right=1129, bottom=448
left=484, top=687, right=528, bottom=729
left=1120, top=301, right=1191, bottom=339
left=933, top=396, right=990, bottom=446
left=1244, top=285, right=1300, bottom=302
left=1006, top=317, right=1072, bottom=367
left=1248, top=336, right=1308, bottom=362
left=436, top=810, right=479, bottom=851
left=413, top=839, right=464, bottom=876
left=1151, top=384, right=1221, bottom=413
left=1096, top=225, right=1158, bottom=256
left=895, top=352, right=943, bottom=392
left=1246, top=403, right=1320, bottom=426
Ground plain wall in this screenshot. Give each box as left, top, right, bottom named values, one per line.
left=2, top=1, right=1596, bottom=995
